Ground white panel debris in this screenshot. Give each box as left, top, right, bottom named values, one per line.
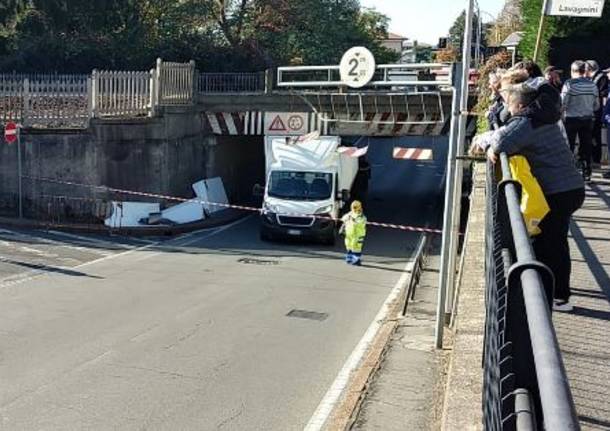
left=104, top=202, right=160, bottom=228
left=192, top=177, right=229, bottom=214
left=160, top=200, right=206, bottom=224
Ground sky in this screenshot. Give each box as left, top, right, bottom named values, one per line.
left=360, top=0, right=505, bottom=45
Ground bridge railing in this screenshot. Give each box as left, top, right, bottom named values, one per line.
left=276, top=63, right=453, bottom=88
left=92, top=70, right=153, bottom=118
left=483, top=154, right=579, bottom=430
left=156, top=59, right=196, bottom=106
left=197, top=72, right=266, bottom=94
left=0, top=73, right=90, bottom=128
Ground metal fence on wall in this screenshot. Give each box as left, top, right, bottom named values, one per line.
left=0, top=73, right=90, bottom=128
left=92, top=70, right=153, bottom=118
left=198, top=72, right=266, bottom=94
left=156, top=59, right=196, bottom=105
left=0, top=59, right=202, bottom=128
left=483, top=155, right=580, bottom=430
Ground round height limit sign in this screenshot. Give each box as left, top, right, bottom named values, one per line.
left=340, top=47, right=376, bottom=89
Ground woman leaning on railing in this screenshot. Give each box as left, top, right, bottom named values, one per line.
left=471, top=69, right=585, bottom=312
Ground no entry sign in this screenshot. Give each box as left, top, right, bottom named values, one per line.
left=4, top=122, right=18, bottom=144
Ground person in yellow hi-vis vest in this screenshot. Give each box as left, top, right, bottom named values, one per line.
left=340, top=200, right=367, bottom=266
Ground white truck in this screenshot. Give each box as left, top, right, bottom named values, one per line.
left=259, top=135, right=359, bottom=244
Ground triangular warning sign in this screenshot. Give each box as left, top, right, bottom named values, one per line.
left=268, top=115, right=287, bottom=132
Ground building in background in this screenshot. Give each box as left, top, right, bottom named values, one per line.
left=501, top=31, right=524, bottom=66
left=381, top=32, right=409, bottom=55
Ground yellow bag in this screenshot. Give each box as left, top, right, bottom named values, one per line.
left=509, top=156, right=550, bottom=236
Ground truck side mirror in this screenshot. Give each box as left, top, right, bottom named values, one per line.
left=253, top=184, right=264, bottom=197
left=340, top=189, right=350, bottom=203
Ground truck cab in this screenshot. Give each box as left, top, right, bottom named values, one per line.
left=259, top=135, right=357, bottom=244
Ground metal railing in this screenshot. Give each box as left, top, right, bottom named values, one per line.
left=198, top=72, right=266, bottom=94
left=0, top=73, right=90, bottom=128
left=276, top=63, right=453, bottom=88
left=0, top=59, right=197, bottom=127
left=483, top=154, right=580, bottom=430
left=92, top=70, right=153, bottom=118
left=156, top=59, right=196, bottom=105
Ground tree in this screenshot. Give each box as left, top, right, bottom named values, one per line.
left=488, top=0, right=522, bottom=46
left=0, top=0, right=398, bottom=72
left=448, top=10, right=483, bottom=61
left=519, top=0, right=610, bottom=66
left=416, top=45, right=434, bottom=63
left=435, top=47, right=458, bottom=63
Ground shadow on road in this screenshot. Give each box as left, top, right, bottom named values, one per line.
left=1, top=259, right=104, bottom=279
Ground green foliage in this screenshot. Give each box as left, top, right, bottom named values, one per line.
left=519, top=0, right=610, bottom=66
left=0, top=0, right=397, bottom=72
left=448, top=10, right=484, bottom=60
left=416, top=46, right=434, bottom=63
left=519, top=0, right=559, bottom=67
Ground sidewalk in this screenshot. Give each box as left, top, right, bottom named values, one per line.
left=350, top=247, right=445, bottom=430
left=554, top=171, right=610, bottom=431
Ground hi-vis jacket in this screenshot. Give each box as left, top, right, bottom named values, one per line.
left=341, top=212, right=367, bottom=253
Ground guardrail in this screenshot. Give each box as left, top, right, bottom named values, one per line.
left=198, top=72, right=266, bottom=94
left=483, top=154, right=579, bottom=430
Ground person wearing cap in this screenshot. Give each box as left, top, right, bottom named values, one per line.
left=544, top=66, right=563, bottom=91
left=586, top=60, right=609, bottom=165
left=562, top=60, right=600, bottom=182
left=340, top=200, right=367, bottom=266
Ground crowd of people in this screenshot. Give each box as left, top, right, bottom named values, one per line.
left=472, top=58, right=610, bottom=312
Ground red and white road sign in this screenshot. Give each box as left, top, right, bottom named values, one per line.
left=338, top=146, right=369, bottom=158
left=393, top=147, right=433, bottom=161
left=4, top=122, right=18, bottom=144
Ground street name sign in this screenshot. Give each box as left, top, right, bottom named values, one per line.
left=340, top=47, right=376, bottom=89
left=546, top=0, right=605, bottom=17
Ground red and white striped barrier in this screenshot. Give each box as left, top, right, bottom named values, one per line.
left=392, top=147, right=433, bottom=160
left=338, top=146, right=369, bottom=158
left=22, top=175, right=447, bottom=235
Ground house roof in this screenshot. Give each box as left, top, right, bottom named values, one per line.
left=501, top=31, right=524, bottom=47
left=386, top=32, right=409, bottom=41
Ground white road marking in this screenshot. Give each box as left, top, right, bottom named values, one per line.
left=0, top=228, right=113, bottom=256
left=45, top=230, right=141, bottom=248
left=129, top=216, right=253, bottom=263
left=0, top=216, right=251, bottom=289
left=304, top=259, right=414, bottom=431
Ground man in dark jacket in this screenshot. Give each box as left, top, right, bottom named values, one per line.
left=587, top=60, right=609, bottom=164
left=563, top=61, right=600, bottom=182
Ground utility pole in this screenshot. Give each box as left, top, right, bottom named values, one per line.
left=533, top=0, right=550, bottom=63
left=436, top=0, right=475, bottom=349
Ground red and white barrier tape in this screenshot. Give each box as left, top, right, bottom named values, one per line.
left=22, top=175, right=446, bottom=235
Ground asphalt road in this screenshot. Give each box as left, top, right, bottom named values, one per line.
left=0, top=136, right=448, bottom=430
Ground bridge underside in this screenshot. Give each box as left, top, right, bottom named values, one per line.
left=194, top=92, right=476, bottom=137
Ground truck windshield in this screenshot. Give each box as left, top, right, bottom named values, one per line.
left=268, top=171, right=333, bottom=201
